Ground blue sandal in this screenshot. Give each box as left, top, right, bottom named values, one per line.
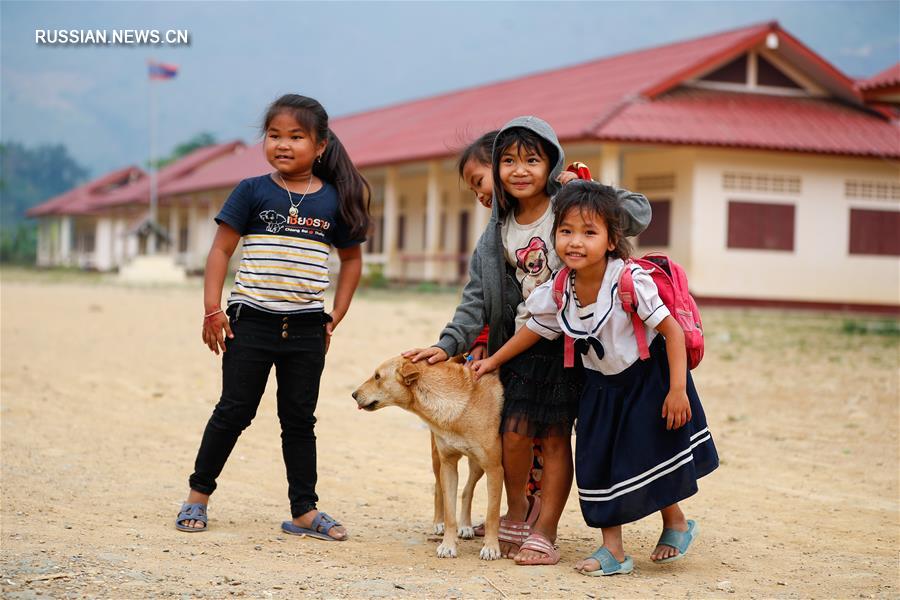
left=653, top=519, right=698, bottom=563
left=175, top=502, right=208, bottom=532
left=577, top=547, right=634, bottom=577
left=281, top=511, right=347, bottom=541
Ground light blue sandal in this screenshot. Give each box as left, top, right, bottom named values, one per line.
left=653, top=519, right=698, bottom=563
left=175, top=502, right=208, bottom=532
left=577, top=547, right=634, bottom=577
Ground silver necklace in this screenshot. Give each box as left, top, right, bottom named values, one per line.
left=278, top=173, right=314, bottom=217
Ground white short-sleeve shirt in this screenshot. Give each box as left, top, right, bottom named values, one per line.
left=525, top=258, right=670, bottom=375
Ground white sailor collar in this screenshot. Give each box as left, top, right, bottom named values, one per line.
left=558, top=258, right=630, bottom=338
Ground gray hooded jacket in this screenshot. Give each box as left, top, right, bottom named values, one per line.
left=433, top=116, right=652, bottom=358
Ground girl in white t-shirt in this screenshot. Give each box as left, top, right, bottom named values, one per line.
left=473, top=181, right=718, bottom=576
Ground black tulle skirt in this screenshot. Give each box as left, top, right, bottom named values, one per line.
left=499, top=335, right=584, bottom=438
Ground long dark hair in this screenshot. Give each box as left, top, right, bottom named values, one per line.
left=491, top=127, right=558, bottom=217
left=457, top=130, right=498, bottom=178
left=552, top=180, right=633, bottom=259
left=262, top=94, right=371, bottom=239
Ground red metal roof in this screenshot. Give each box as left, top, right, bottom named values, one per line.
left=31, top=21, right=899, bottom=218
left=26, top=166, right=144, bottom=217
left=91, top=141, right=244, bottom=210
left=593, top=88, right=900, bottom=158
left=858, top=63, right=900, bottom=91
left=161, top=143, right=269, bottom=196
left=330, top=21, right=779, bottom=167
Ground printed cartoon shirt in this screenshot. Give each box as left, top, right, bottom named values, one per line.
left=501, top=202, right=563, bottom=331
left=215, top=174, right=363, bottom=314
left=525, top=258, right=670, bottom=375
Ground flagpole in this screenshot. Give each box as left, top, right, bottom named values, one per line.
left=148, top=60, right=158, bottom=255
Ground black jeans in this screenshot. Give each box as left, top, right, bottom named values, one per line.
left=189, top=304, right=329, bottom=518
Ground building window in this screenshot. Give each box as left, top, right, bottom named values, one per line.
left=727, top=201, right=795, bottom=251
left=638, top=199, right=670, bottom=247
left=375, top=214, right=384, bottom=253
left=849, top=209, right=900, bottom=256
left=397, top=215, right=405, bottom=250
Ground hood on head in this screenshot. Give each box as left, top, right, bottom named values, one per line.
left=490, top=116, right=565, bottom=219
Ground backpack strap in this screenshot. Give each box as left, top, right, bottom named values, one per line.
left=551, top=268, right=576, bottom=368
left=618, top=262, right=650, bottom=361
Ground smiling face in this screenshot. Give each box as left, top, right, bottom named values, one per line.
left=263, top=111, right=326, bottom=178
left=462, top=158, right=493, bottom=208
left=498, top=143, right=550, bottom=203
left=555, top=207, right=615, bottom=273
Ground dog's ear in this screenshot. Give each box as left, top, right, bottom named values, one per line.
left=398, top=362, right=420, bottom=386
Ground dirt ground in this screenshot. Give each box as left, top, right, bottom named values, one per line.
left=1, top=272, right=898, bottom=599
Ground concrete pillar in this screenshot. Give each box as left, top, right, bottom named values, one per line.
left=59, top=216, right=73, bottom=266
left=382, top=167, right=399, bottom=278
left=94, top=218, right=114, bottom=271
left=600, top=144, right=621, bottom=187
left=424, top=161, right=441, bottom=281
left=472, top=196, right=491, bottom=243
left=112, top=216, right=125, bottom=269
left=186, top=201, right=198, bottom=270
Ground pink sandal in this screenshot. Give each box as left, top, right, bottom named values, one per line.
left=514, top=531, right=560, bottom=566
left=497, top=496, right=542, bottom=556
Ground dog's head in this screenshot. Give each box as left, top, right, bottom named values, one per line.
left=352, top=355, right=422, bottom=412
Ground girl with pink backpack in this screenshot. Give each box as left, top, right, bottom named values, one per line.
left=472, top=180, right=718, bottom=576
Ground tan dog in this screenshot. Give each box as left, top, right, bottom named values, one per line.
left=352, top=355, right=504, bottom=560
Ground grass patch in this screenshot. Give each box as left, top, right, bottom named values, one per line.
left=841, top=319, right=900, bottom=337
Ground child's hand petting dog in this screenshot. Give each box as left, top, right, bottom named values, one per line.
left=471, top=357, right=499, bottom=379
left=402, top=347, right=449, bottom=364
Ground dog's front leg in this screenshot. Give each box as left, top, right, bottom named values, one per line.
left=436, top=455, right=460, bottom=558
left=431, top=434, right=444, bottom=535
left=458, top=459, right=484, bottom=539
left=480, top=463, right=504, bottom=561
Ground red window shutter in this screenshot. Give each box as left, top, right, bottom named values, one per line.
left=728, top=201, right=794, bottom=251
left=639, top=199, right=670, bottom=247
left=849, top=209, right=900, bottom=256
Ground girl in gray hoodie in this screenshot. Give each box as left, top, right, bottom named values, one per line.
left=406, top=116, right=650, bottom=564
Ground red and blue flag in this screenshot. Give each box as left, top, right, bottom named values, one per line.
left=148, top=62, right=178, bottom=80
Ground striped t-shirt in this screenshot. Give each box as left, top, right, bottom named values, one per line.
left=215, top=174, right=363, bottom=314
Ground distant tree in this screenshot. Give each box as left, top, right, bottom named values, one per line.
left=152, top=132, right=218, bottom=168
left=0, top=142, right=90, bottom=225
left=0, top=142, right=90, bottom=263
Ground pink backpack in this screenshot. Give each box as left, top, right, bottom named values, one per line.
left=552, top=255, right=705, bottom=369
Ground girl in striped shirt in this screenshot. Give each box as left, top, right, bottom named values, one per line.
left=175, top=94, right=370, bottom=541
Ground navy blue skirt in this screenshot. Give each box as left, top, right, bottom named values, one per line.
left=575, top=337, right=718, bottom=528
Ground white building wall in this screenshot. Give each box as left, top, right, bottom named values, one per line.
left=624, top=148, right=697, bottom=273
left=690, top=149, right=900, bottom=306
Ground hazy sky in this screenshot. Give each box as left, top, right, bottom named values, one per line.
left=2, top=1, right=897, bottom=177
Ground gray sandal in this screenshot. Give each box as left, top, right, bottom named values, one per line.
left=175, top=502, right=208, bottom=532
